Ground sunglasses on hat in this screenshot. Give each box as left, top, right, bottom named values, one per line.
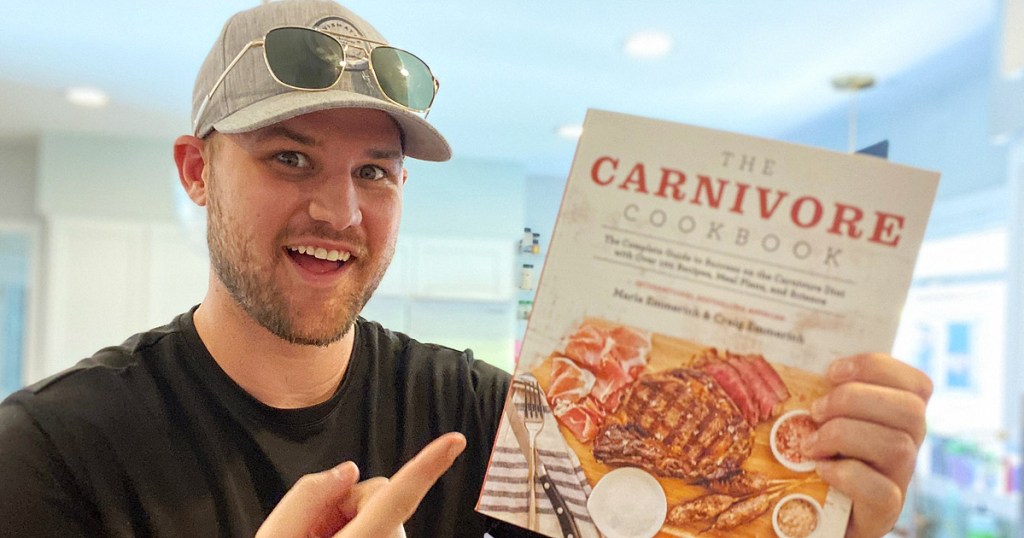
left=192, top=26, right=439, bottom=136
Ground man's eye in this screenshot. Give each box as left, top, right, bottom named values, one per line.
left=275, top=151, right=310, bottom=168
left=356, top=164, right=387, bottom=181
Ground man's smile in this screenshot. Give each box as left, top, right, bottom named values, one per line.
left=286, top=245, right=354, bottom=274
left=287, top=245, right=352, bottom=262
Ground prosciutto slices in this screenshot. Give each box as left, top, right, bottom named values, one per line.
left=546, top=322, right=651, bottom=443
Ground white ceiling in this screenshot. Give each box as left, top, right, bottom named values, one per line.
left=0, top=0, right=997, bottom=175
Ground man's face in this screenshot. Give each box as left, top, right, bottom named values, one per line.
left=204, top=108, right=405, bottom=346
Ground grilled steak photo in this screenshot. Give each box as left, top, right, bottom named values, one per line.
left=591, top=368, right=754, bottom=480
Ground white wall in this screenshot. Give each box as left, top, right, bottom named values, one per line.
left=0, top=138, right=39, bottom=220
left=37, top=132, right=178, bottom=221
left=403, top=157, right=527, bottom=239
left=365, top=158, right=527, bottom=371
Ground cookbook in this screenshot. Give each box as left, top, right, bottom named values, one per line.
left=476, top=109, right=939, bottom=538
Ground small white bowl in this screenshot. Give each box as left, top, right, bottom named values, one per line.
left=772, top=493, right=823, bottom=538
left=769, top=409, right=818, bottom=473
left=586, top=467, right=667, bottom=538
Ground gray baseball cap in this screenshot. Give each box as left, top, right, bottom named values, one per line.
left=191, top=0, right=451, bottom=161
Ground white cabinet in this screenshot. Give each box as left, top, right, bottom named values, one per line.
left=372, top=237, right=514, bottom=301
left=410, top=238, right=513, bottom=300
left=362, top=236, right=516, bottom=371
left=41, top=218, right=207, bottom=378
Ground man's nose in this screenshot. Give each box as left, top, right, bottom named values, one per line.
left=307, top=174, right=363, bottom=229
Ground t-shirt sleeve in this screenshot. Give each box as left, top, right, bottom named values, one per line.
left=467, top=351, right=513, bottom=442
left=0, top=396, right=100, bottom=536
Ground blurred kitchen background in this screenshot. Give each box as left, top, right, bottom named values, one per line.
left=1, top=1, right=1022, bottom=536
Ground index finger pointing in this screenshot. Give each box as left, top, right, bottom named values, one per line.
left=338, top=432, right=467, bottom=536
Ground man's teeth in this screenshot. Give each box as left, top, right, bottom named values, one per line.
left=288, top=246, right=352, bottom=262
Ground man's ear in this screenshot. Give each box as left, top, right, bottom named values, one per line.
left=174, top=135, right=210, bottom=206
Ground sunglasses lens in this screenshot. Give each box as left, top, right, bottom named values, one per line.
left=370, top=47, right=436, bottom=111
left=265, top=28, right=344, bottom=89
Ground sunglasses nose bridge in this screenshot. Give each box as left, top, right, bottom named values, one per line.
left=338, top=41, right=370, bottom=71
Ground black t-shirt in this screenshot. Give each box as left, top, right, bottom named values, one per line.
left=0, top=309, right=537, bottom=537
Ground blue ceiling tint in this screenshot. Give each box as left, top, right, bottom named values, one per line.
left=0, top=0, right=997, bottom=176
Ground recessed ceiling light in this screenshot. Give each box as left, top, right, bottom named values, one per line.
left=65, top=86, right=110, bottom=108
left=556, top=124, right=583, bottom=140
left=624, top=30, right=673, bottom=59
left=992, top=132, right=1013, bottom=146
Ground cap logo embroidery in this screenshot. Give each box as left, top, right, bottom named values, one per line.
left=312, top=16, right=370, bottom=69
left=312, top=16, right=364, bottom=38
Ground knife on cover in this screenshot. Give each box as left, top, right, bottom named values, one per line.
left=505, top=403, right=582, bottom=538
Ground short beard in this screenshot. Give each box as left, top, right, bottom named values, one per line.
left=205, top=166, right=392, bottom=347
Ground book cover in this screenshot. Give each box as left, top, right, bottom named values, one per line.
left=477, top=109, right=939, bottom=538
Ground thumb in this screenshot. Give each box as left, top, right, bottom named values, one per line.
left=256, top=461, right=360, bottom=538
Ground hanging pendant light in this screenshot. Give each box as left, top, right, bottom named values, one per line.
left=832, top=74, right=876, bottom=153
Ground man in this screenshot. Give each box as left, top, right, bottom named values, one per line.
left=0, top=1, right=931, bottom=537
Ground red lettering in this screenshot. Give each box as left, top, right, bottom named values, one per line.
left=655, top=168, right=687, bottom=200
left=757, top=187, right=789, bottom=219
left=691, top=175, right=729, bottom=208
left=589, top=156, right=905, bottom=249
left=590, top=156, right=617, bottom=186
left=790, top=196, right=824, bottom=228
left=827, top=203, right=865, bottom=239
left=869, top=212, right=905, bottom=247
left=729, top=182, right=751, bottom=214
left=620, top=163, right=649, bottom=193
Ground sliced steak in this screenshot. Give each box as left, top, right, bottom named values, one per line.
left=701, top=359, right=759, bottom=425
left=695, top=347, right=791, bottom=424
left=742, top=353, right=791, bottom=402
left=726, top=354, right=779, bottom=420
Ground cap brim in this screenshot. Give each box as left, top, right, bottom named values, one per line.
left=213, top=90, right=452, bottom=162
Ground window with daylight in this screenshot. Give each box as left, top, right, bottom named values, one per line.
left=892, top=226, right=1017, bottom=537
left=0, top=227, right=36, bottom=399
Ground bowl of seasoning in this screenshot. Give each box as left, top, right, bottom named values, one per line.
left=772, top=493, right=822, bottom=538
left=769, top=409, right=818, bottom=472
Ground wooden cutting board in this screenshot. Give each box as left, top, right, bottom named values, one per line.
left=530, top=321, right=832, bottom=537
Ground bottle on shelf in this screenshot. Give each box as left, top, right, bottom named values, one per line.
left=519, top=264, right=534, bottom=290
left=517, top=300, right=533, bottom=320
left=519, top=228, right=533, bottom=253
